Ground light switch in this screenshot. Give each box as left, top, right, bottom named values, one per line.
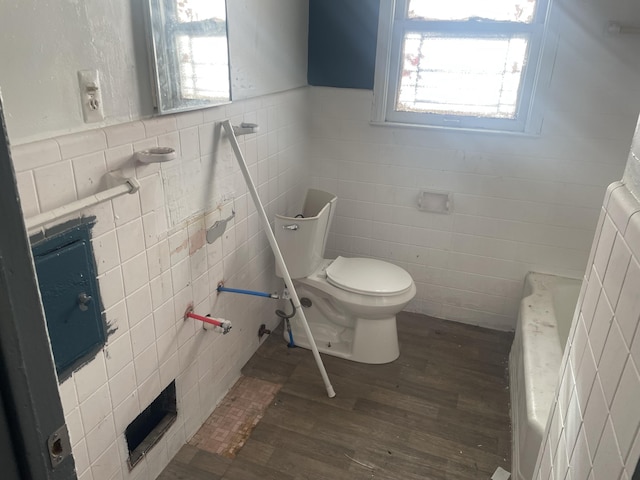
left=78, top=69, right=105, bottom=123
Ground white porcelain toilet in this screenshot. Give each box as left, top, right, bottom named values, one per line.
left=274, top=189, right=416, bottom=364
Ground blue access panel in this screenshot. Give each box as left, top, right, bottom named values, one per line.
left=33, top=225, right=104, bottom=376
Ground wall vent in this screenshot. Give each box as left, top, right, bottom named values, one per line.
left=125, top=381, right=177, bottom=469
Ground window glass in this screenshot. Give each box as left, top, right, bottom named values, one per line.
left=177, top=35, right=230, bottom=101
left=407, top=0, right=537, bottom=23
left=374, top=0, right=550, bottom=131
left=175, top=0, right=226, bottom=23
left=397, top=33, right=529, bottom=118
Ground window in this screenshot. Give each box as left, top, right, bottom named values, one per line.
left=171, top=0, right=229, bottom=102
left=373, top=0, right=551, bottom=132
left=147, top=0, right=230, bottom=113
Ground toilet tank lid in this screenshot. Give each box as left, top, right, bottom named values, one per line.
left=325, top=256, right=413, bottom=296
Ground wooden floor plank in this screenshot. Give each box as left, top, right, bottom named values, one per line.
left=156, top=460, right=222, bottom=480
left=188, top=450, right=231, bottom=476
left=251, top=423, right=357, bottom=471
left=265, top=447, right=365, bottom=480
left=220, top=458, right=295, bottom=480
left=240, top=353, right=297, bottom=384
left=232, top=437, right=275, bottom=466
left=158, top=312, right=514, bottom=480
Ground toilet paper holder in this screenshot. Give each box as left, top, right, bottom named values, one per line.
left=417, top=189, right=452, bottom=214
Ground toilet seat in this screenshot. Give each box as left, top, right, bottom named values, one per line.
left=325, top=256, right=413, bottom=296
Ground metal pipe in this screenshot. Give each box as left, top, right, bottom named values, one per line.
left=25, top=177, right=140, bottom=231
left=221, top=120, right=336, bottom=398
left=216, top=285, right=279, bottom=299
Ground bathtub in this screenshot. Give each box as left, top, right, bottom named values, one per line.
left=510, top=272, right=581, bottom=480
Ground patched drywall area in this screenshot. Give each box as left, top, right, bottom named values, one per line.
left=159, top=127, right=236, bottom=228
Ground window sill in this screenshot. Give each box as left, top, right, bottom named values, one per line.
left=369, top=120, right=541, bottom=138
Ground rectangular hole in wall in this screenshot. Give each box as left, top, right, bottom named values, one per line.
left=125, top=380, right=177, bottom=469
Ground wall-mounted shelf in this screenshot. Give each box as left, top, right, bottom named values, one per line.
left=134, top=147, right=177, bottom=164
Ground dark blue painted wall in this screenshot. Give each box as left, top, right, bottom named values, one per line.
left=307, top=0, right=380, bottom=90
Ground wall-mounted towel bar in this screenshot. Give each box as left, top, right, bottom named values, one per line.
left=25, top=176, right=140, bottom=231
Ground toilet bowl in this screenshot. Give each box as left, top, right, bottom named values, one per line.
left=275, top=189, right=416, bottom=364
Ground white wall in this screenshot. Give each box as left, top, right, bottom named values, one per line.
left=623, top=121, right=640, bottom=200
left=5, top=1, right=311, bottom=480
left=533, top=150, right=640, bottom=477
left=308, top=0, right=640, bottom=330
left=0, top=0, right=149, bottom=143
left=230, top=0, right=309, bottom=100
left=0, top=0, right=309, bottom=145
left=6, top=1, right=640, bottom=478
left=13, top=88, right=310, bottom=480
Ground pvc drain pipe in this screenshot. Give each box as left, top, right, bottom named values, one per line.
left=221, top=120, right=336, bottom=398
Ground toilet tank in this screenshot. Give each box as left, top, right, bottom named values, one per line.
left=275, top=189, right=337, bottom=279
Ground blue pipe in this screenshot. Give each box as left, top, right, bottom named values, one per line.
left=285, top=319, right=296, bottom=348
left=216, top=285, right=279, bottom=299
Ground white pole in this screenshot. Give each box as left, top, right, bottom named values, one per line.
left=221, top=120, right=336, bottom=398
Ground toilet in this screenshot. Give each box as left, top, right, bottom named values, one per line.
left=274, top=189, right=416, bottom=364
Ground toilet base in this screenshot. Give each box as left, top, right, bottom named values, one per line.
left=283, top=314, right=400, bottom=364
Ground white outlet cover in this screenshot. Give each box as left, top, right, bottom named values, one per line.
left=78, top=70, right=105, bottom=123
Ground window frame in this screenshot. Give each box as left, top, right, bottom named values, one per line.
left=372, top=0, right=552, bottom=133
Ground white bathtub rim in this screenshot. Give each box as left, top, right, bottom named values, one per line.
left=520, top=273, right=580, bottom=432
left=511, top=272, right=581, bottom=480
left=521, top=295, right=563, bottom=432
left=510, top=343, right=526, bottom=480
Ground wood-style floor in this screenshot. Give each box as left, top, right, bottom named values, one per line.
left=158, top=312, right=514, bottom=480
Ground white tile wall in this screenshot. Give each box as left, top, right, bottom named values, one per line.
left=307, top=0, right=640, bottom=330
left=12, top=88, right=309, bottom=480
left=9, top=1, right=640, bottom=477
left=309, top=81, right=634, bottom=329
left=533, top=181, right=640, bottom=479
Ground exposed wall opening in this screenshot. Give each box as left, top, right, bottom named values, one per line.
left=125, top=381, right=177, bottom=469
